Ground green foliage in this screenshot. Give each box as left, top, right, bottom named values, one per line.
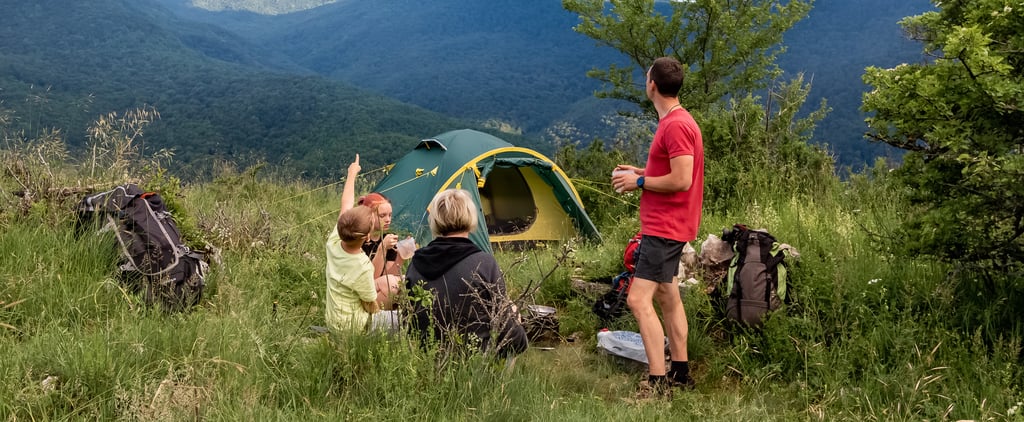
left=0, top=106, right=211, bottom=254
left=191, top=0, right=932, bottom=170
left=861, top=0, right=1024, bottom=334
left=698, top=76, right=836, bottom=213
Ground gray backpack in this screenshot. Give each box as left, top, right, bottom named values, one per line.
left=721, top=224, right=790, bottom=327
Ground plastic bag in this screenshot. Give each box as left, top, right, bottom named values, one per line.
left=595, top=329, right=668, bottom=364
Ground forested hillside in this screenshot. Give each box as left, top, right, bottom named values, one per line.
left=0, top=0, right=510, bottom=178
left=163, top=0, right=932, bottom=169
left=1, top=0, right=934, bottom=176
left=161, top=0, right=631, bottom=138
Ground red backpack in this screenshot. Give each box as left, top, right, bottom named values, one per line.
left=623, top=232, right=642, bottom=273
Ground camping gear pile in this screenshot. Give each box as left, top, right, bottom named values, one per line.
left=589, top=225, right=799, bottom=365
left=591, top=224, right=799, bottom=329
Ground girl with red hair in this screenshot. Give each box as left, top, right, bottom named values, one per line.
left=357, top=192, right=405, bottom=311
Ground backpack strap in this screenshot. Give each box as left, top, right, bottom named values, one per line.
left=769, top=242, right=789, bottom=301
left=724, top=226, right=751, bottom=297
left=753, top=232, right=778, bottom=306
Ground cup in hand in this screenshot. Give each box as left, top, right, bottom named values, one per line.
left=611, top=169, right=631, bottom=193
left=396, top=236, right=417, bottom=259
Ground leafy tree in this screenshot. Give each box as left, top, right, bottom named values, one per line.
left=562, top=0, right=834, bottom=213
left=563, top=0, right=812, bottom=115
left=862, top=1, right=1023, bottom=278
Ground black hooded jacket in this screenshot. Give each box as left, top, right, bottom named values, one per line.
left=405, top=237, right=527, bottom=357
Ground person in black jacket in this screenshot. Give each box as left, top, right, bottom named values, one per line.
left=405, top=189, right=528, bottom=358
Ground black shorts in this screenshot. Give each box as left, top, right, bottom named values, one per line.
left=633, top=234, right=686, bottom=283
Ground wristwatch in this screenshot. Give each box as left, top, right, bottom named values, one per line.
left=636, top=176, right=645, bottom=189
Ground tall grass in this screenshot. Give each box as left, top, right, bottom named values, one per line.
left=1, top=145, right=1022, bottom=420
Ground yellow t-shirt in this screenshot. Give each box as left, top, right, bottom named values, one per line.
left=325, top=229, right=376, bottom=333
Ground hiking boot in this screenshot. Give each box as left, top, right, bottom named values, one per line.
left=634, top=379, right=672, bottom=401
left=668, top=374, right=696, bottom=390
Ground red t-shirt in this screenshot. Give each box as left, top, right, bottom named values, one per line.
left=639, top=108, right=704, bottom=242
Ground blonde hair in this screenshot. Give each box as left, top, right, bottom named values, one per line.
left=428, top=189, right=478, bottom=237
left=337, top=205, right=374, bottom=243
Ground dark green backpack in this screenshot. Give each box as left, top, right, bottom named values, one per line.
left=721, top=224, right=790, bottom=327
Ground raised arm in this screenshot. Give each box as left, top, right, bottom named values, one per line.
left=339, top=154, right=360, bottom=218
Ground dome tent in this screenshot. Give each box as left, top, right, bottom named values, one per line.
left=371, top=129, right=601, bottom=253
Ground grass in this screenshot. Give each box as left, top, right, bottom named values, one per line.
left=1, top=159, right=1022, bottom=421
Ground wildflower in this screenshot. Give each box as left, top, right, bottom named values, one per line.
left=868, top=279, right=880, bottom=285
left=1009, top=400, right=1022, bottom=416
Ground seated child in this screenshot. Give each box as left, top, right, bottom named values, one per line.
left=325, top=205, right=379, bottom=333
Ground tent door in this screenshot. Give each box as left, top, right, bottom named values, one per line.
left=479, top=166, right=536, bottom=235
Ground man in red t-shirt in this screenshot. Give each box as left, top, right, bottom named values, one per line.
left=611, top=56, right=704, bottom=392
